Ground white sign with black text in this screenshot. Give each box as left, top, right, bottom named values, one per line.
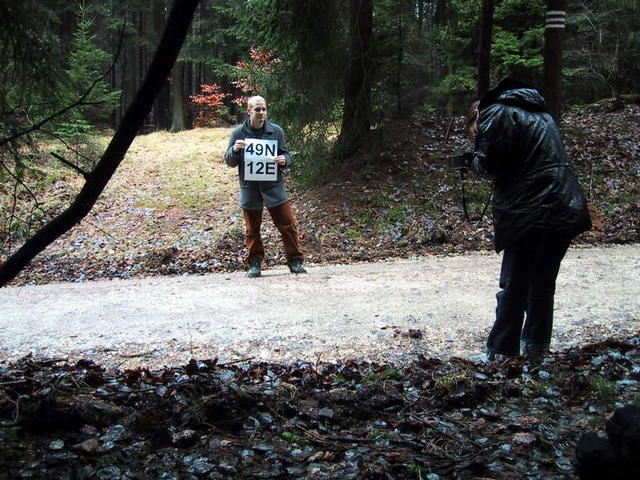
left=243, top=138, right=278, bottom=181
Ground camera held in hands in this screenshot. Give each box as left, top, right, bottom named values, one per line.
left=447, top=152, right=473, bottom=169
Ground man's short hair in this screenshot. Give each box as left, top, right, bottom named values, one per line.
left=247, top=95, right=266, bottom=109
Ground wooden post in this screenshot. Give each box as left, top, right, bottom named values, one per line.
left=543, top=0, right=566, bottom=121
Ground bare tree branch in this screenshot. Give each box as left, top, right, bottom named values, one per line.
left=41, top=127, right=97, bottom=166
left=0, top=161, right=42, bottom=211
left=0, top=0, right=201, bottom=287
left=1, top=87, right=103, bottom=149
left=49, top=152, right=89, bottom=180
left=0, top=16, right=128, bottom=148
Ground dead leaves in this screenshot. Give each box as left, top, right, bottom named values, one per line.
left=1, top=336, right=638, bottom=478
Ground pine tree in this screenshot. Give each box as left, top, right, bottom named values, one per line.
left=56, top=2, right=120, bottom=140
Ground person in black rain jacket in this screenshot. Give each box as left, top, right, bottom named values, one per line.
left=466, top=78, right=592, bottom=360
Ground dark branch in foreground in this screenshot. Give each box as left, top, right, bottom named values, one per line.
left=0, top=0, right=201, bottom=287
left=50, top=152, right=89, bottom=180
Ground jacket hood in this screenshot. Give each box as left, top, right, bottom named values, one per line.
left=479, top=77, right=547, bottom=113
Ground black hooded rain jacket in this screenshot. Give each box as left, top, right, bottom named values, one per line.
left=471, top=79, right=592, bottom=252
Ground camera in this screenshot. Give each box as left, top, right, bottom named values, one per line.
left=447, top=152, right=473, bottom=169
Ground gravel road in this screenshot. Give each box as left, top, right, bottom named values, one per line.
left=1, top=244, right=638, bottom=369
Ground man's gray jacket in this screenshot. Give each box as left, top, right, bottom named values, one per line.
left=224, top=118, right=291, bottom=210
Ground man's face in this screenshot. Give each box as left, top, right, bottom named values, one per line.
left=248, top=99, right=267, bottom=128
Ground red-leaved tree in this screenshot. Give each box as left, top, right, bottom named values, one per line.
left=189, top=83, right=230, bottom=127
left=231, top=47, right=281, bottom=107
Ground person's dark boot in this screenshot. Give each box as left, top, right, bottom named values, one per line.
left=288, top=257, right=307, bottom=274
left=246, top=260, right=261, bottom=278
left=486, top=349, right=514, bottom=365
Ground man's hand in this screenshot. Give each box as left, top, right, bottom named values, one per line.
left=233, top=139, right=246, bottom=153
left=274, top=155, right=286, bottom=166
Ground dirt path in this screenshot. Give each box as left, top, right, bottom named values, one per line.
left=1, top=244, right=638, bottom=369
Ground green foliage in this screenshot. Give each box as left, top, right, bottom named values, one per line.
left=565, top=0, right=640, bottom=102
left=345, top=227, right=363, bottom=240
left=423, top=0, right=546, bottom=112
left=372, top=0, right=442, bottom=116
left=1, top=1, right=70, bottom=247
left=220, top=0, right=346, bottom=121
left=281, top=431, right=309, bottom=445
left=363, top=366, right=403, bottom=384
left=287, top=129, right=337, bottom=189
left=407, top=463, right=425, bottom=477
left=55, top=119, right=94, bottom=141
left=0, top=0, right=68, bottom=112
left=492, top=28, right=542, bottom=73
left=591, top=375, right=619, bottom=405
left=216, top=0, right=348, bottom=185
left=494, top=0, right=545, bottom=30
left=0, top=0, right=69, bottom=218
left=434, top=67, right=477, bottom=106
left=0, top=2, right=122, bottom=255
left=491, top=0, right=544, bottom=83
left=56, top=4, right=120, bottom=139
left=421, top=0, right=480, bottom=112
left=436, top=373, right=471, bottom=393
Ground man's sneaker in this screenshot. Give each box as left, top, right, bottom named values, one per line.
left=246, top=260, right=261, bottom=278
left=288, top=257, right=307, bottom=274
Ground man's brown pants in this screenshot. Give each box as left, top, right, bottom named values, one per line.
left=242, top=201, right=303, bottom=264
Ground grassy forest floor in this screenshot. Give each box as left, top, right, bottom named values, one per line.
left=1, top=104, right=639, bottom=479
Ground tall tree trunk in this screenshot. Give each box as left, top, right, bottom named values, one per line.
left=153, top=0, right=171, bottom=130
left=117, top=28, right=129, bottom=128
left=543, top=0, right=566, bottom=120
left=477, top=0, right=495, bottom=97
left=170, top=62, right=185, bottom=132
left=416, top=0, right=424, bottom=35
left=139, top=9, right=151, bottom=131
left=395, top=1, right=404, bottom=116
left=110, top=18, right=121, bottom=129
left=336, top=0, right=373, bottom=159
left=0, top=0, right=201, bottom=288
left=138, top=9, right=146, bottom=87
left=185, top=60, right=194, bottom=129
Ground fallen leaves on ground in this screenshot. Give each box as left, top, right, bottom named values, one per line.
left=1, top=336, right=638, bottom=479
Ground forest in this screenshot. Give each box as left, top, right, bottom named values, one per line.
left=1, top=0, right=639, bottom=285
left=1, top=2, right=640, bottom=478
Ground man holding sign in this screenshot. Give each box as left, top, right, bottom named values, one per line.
left=224, top=95, right=306, bottom=278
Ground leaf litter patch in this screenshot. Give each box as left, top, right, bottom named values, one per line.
left=1, top=335, right=638, bottom=479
